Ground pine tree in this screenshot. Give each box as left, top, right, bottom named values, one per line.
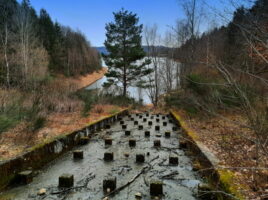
left=103, top=9, right=152, bottom=97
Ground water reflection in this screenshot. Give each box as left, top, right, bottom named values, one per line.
left=86, top=58, right=180, bottom=105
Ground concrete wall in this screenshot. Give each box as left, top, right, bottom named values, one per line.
left=0, top=109, right=129, bottom=190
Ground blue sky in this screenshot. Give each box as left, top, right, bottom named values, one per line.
left=24, top=0, right=246, bottom=46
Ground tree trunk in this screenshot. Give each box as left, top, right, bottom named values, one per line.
left=4, top=24, right=10, bottom=88
left=123, top=64, right=127, bottom=97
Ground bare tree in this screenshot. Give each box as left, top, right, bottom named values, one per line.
left=0, top=0, right=16, bottom=88
left=179, top=0, right=203, bottom=59
left=144, top=24, right=162, bottom=106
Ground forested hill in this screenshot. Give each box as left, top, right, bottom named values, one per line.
left=0, top=0, right=101, bottom=89
left=175, top=0, right=267, bottom=78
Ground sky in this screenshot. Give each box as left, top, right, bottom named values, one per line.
left=22, top=0, right=246, bottom=47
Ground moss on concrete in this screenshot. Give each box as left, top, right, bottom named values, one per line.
left=218, top=169, right=245, bottom=200
left=170, top=110, right=245, bottom=200
left=0, top=108, right=129, bottom=191
left=170, top=110, right=199, bottom=140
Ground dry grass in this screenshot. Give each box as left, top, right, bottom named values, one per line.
left=179, top=110, right=268, bottom=200
left=0, top=68, right=118, bottom=161
left=0, top=104, right=124, bottom=160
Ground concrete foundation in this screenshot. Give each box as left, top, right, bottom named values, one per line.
left=104, top=152, right=114, bottom=161
left=105, top=124, right=111, bottom=129
left=103, top=177, right=117, bottom=193
left=129, top=139, right=136, bottom=147
left=17, top=170, right=33, bottom=185
left=154, top=140, right=161, bottom=147
left=73, top=150, right=83, bottom=159
left=79, top=136, right=90, bottom=145
left=105, top=138, right=113, bottom=146
left=165, top=131, right=171, bottom=138
left=136, top=154, right=145, bottom=163
left=169, top=155, right=179, bottom=165
left=58, top=174, right=74, bottom=188
left=125, top=130, right=131, bottom=136
left=145, top=131, right=150, bottom=137
left=150, top=180, right=163, bottom=196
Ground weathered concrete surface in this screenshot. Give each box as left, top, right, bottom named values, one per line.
left=0, top=113, right=203, bottom=200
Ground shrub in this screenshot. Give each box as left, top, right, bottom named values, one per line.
left=186, top=74, right=212, bottom=96
left=30, top=116, right=46, bottom=132
left=0, top=99, right=28, bottom=134
left=93, top=105, right=104, bottom=114
left=100, top=94, right=137, bottom=106
left=76, top=90, right=98, bottom=116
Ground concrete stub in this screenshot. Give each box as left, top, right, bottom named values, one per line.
left=58, top=174, right=74, bottom=188
left=17, top=170, right=33, bottom=185
left=105, top=124, right=111, bottom=129
left=125, top=130, right=131, bottom=136
left=105, top=138, right=113, bottom=146
left=104, top=152, right=114, bottom=161
left=169, top=155, right=179, bottom=165
left=154, top=140, right=161, bottom=147
left=136, top=153, right=145, bottom=163
left=73, top=150, right=83, bottom=159
left=79, top=136, right=90, bottom=145
left=103, top=177, right=117, bottom=193
left=172, top=126, right=178, bottom=131
left=165, top=131, right=171, bottom=138
left=145, top=131, right=150, bottom=137
left=135, top=192, right=142, bottom=199
left=129, top=139, right=136, bottom=147
left=179, top=139, right=188, bottom=149
left=150, top=180, right=163, bottom=196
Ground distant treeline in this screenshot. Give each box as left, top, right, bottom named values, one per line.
left=176, top=0, right=267, bottom=77
left=0, top=0, right=101, bottom=89
left=96, top=46, right=171, bottom=56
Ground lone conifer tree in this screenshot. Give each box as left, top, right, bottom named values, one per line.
left=103, top=9, right=152, bottom=97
